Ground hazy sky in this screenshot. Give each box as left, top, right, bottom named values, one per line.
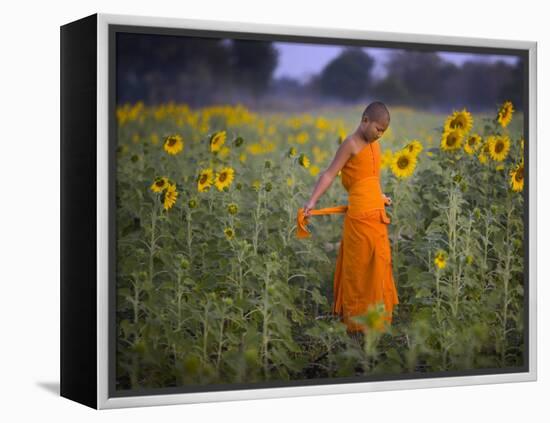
left=272, top=42, right=521, bottom=83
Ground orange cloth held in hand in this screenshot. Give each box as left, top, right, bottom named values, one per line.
left=296, top=206, right=348, bottom=239
left=296, top=139, right=399, bottom=333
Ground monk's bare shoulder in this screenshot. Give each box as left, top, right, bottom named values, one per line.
left=342, top=135, right=364, bottom=157
left=337, top=136, right=356, bottom=158
left=322, top=136, right=355, bottom=179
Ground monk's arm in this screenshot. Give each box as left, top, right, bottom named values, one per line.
left=306, top=140, right=353, bottom=204
left=307, top=173, right=334, bottom=205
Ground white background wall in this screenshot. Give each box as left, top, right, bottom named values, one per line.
left=1, top=0, right=546, bottom=420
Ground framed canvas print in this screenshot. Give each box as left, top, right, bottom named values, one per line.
left=60, top=13, right=537, bottom=409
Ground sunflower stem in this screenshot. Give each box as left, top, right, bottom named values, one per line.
left=202, top=299, right=209, bottom=365
left=391, top=179, right=400, bottom=278
left=216, top=311, right=226, bottom=374
left=149, top=196, right=158, bottom=288
left=252, top=168, right=266, bottom=255
left=446, top=177, right=460, bottom=318
left=130, top=275, right=141, bottom=389
left=500, top=189, right=513, bottom=366
left=481, top=208, right=491, bottom=291
left=261, top=261, right=271, bottom=380
left=253, top=189, right=262, bottom=255
left=186, top=208, right=193, bottom=258
left=176, top=272, right=183, bottom=332
left=435, top=267, right=441, bottom=323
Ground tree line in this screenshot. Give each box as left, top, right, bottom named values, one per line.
left=117, top=34, right=524, bottom=111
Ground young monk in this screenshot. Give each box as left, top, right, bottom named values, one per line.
left=296, top=101, right=399, bottom=336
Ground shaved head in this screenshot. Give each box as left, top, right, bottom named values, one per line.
left=362, top=101, right=390, bottom=124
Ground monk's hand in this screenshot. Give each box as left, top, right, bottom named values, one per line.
left=383, top=194, right=392, bottom=206
left=303, top=199, right=316, bottom=217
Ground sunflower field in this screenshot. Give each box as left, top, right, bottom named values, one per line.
left=115, top=100, right=525, bottom=390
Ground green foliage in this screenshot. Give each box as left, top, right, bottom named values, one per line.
left=115, top=104, right=525, bottom=390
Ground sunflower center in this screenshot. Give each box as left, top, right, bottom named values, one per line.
left=156, top=180, right=164, bottom=187
left=515, top=167, right=524, bottom=182
left=199, top=174, right=208, bottom=184
left=219, top=172, right=227, bottom=182
left=168, top=138, right=176, bottom=146
left=468, top=137, right=476, bottom=146
left=447, top=135, right=457, bottom=147
left=495, top=141, right=504, bottom=153
left=397, top=156, right=409, bottom=169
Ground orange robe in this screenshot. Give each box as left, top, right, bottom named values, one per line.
left=296, top=139, right=399, bottom=333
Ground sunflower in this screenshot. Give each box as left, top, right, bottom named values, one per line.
left=251, top=180, right=261, bottom=191
left=380, top=149, right=393, bottom=170
left=227, top=203, right=239, bottom=215
left=234, top=136, right=244, bottom=147
left=390, top=150, right=417, bottom=179
left=210, top=130, right=227, bottom=153
left=214, top=167, right=235, bottom=191
left=478, top=152, right=488, bottom=164
left=519, top=137, right=525, bottom=161
left=440, top=129, right=464, bottom=151
left=299, top=153, right=310, bottom=168
left=197, top=168, right=214, bottom=192
left=163, top=134, right=184, bottom=155
left=117, top=145, right=129, bottom=155
left=404, top=140, right=423, bottom=156
left=309, top=165, right=320, bottom=176
left=296, top=131, right=309, bottom=144
left=497, top=101, right=514, bottom=128
left=337, top=128, right=347, bottom=144
left=288, top=147, right=297, bottom=158
left=509, top=161, right=524, bottom=192
left=487, top=135, right=511, bottom=162
left=150, top=176, right=170, bottom=193
left=464, top=134, right=482, bottom=155
left=363, top=303, right=387, bottom=332
left=478, top=141, right=491, bottom=164
left=444, top=108, right=473, bottom=133
left=219, top=146, right=231, bottom=159
left=520, top=137, right=525, bottom=151
left=224, top=227, right=235, bottom=240
left=163, top=183, right=178, bottom=210
left=434, top=250, right=447, bottom=269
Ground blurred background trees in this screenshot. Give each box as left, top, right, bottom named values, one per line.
left=117, top=33, right=525, bottom=112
